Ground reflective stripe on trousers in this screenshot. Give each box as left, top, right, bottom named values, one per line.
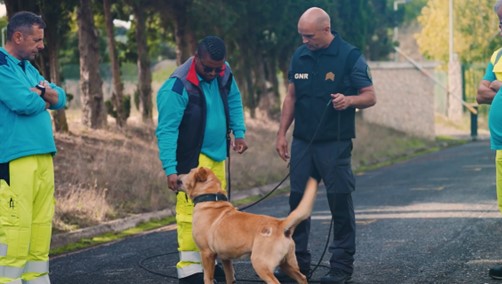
left=0, top=261, right=50, bottom=284
left=23, top=262, right=48, bottom=275
left=179, top=251, right=201, bottom=263
left=177, top=251, right=203, bottom=277
left=0, top=266, right=23, bottom=280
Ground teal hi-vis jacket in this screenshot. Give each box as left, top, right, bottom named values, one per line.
left=0, top=47, right=67, bottom=163
left=483, top=48, right=502, bottom=150
left=156, top=57, right=246, bottom=175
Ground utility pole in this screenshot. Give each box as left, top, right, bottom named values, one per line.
left=393, top=0, right=410, bottom=61
left=448, top=0, right=463, bottom=120
left=449, top=0, right=454, bottom=62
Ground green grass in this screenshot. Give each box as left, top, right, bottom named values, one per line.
left=152, top=60, right=177, bottom=83
left=50, top=216, right=176, bottom=256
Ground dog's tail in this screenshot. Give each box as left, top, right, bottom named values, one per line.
left=282, top=177, right=318, bottom=236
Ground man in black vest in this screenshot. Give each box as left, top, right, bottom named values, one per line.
left=275, top=7, right=376, bottom=284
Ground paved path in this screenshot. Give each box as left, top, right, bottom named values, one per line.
left=49, top=140, right=502, bottom=283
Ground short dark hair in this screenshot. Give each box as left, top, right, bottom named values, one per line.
left=7, top=11, right=46, bottom=41
left=196, top=36, right=226, bottom=61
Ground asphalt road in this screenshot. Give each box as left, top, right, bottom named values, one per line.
left=49, top=140, right=502, bottom=284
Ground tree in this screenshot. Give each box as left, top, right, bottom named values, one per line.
left=156, top=0, right=196, bottom=65
left=130, top=0, right=153, bottom=124
left=3, top=0, right=36, bottom=18
left=186, top=0, right=340, bottom=118
left=416, top=0, right=500, bottom=64
left=78, top=0, right=107, bottom=128
left=178, top=0, right=398, bottom=118
left=39, top=0, right=75, bottom=132
left=103, top=0, right=126, bottom=127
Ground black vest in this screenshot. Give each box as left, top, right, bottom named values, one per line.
left=291, top=34, right=360, bottom=142
left=170, top=57, right=232, bottom=174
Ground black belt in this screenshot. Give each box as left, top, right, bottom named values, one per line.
left=0, top=162, right=9, bottom=186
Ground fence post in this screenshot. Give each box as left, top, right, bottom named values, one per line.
left=470, top=105, right=478, bottom=141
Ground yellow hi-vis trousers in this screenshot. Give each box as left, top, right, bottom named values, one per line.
left=496, top=150, right=502, bottom=213
left=176, top=153, right=226, bottom=279
left=0, top=155, right=54, bottom=284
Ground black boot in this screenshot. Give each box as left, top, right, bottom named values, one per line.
left=490, top=265, right=502, bottom=280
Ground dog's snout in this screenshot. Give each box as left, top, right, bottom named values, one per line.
left=177, top=179, right=183, bottom=186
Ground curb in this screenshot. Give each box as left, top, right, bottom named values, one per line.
left=51, top=208, right=174, bottom=249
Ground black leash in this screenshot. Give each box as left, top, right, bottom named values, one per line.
left=236, top=99, right=333, bottom=211
left=138, top=251, right=179, bottom=281
left=227, top=146, right=232, bottom=201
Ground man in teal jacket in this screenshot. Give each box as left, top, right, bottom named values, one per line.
left=156, top=36, right=247, bottom=283
left=0, top=11, right=67, bottom=284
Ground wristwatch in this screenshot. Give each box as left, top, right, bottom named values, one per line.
left=36, top=84, right=46, bottom=100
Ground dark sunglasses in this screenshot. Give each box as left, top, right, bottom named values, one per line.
left=199, top=59, right=223, bottom=73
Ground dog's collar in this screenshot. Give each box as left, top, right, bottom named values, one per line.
left=193, top=193, right=228, bottom=205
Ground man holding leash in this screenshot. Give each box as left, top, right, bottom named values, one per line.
left=156, top=35, right=247, bottom=284
left=275, top=7, right=376, bottom=284
left=0, top=11, right=67, bottom=284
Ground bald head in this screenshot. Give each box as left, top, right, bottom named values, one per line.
left=299, top=7, right=331, bottom=30
left=297, top=7, right=333, bottom=50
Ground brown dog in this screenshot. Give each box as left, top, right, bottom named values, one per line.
left=178, top=167, right=318, bottom=284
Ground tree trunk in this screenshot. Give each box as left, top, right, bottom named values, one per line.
left=172, top=0, right=195, bottom=65
left=261, top=57, right=280, bottom=119
left=133, top=6, right=153, bottom=124
left=45, top=7, right=69, bottom=132
left=174, top=21, right=196, bottom=65
left=103, top=0, right=126, bottom=128
left=78, top=0, right=106, bottom=129
left=157, top=0, right=196, bottom=65
left=48, top=43, right=69, bottom=132
left=4, top=0, right=36, bottom=19
left=244, top=70, right=256, bottom=119
left=256, top=56, right=278, bottom=119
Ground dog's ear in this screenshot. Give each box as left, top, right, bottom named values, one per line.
left=194, top=167, right=208, bottom=183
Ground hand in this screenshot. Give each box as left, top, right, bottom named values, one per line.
left=167, top=174, right=179, bottom=192
left=31, top=86, right=44, bottom=96
left=233, top=138, right=248, bottom=154
left=490, top=80, right=502, bottom=92
left=31, top=81, right=56, bottom=105
left=275, top=134, right=290, bottom=162
left=331, top=93, right=352, bottom=110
